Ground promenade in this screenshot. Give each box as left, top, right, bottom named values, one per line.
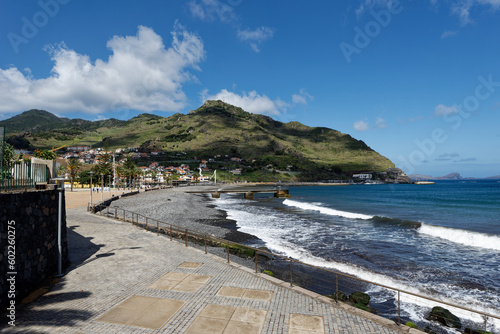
left=1, top=189, right=417, bottom=333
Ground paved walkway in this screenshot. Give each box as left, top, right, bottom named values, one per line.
left=2, top=193, right=418, bottom=334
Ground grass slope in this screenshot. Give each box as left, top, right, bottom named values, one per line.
left=1, top=101, right=394, bottom=173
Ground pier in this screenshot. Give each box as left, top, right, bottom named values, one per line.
left=186, top=187, right=291, bottom=199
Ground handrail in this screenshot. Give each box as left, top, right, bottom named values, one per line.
left=89, top=203, right=500, bottom=331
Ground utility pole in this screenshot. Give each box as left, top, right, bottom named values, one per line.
left=112, top=153, right=116, bottom=189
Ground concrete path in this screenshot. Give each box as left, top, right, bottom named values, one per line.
left=2, top=195, right=415, bottom=333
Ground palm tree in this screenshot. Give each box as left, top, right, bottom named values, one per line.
left=117, top=154, right=140, bottom=188
left=67, top=157, right=81, bottom=191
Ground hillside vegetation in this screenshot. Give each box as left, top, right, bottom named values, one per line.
left=1, top=100, right=395, bottom=174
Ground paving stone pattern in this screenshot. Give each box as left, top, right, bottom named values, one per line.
left=1, top=206, right=407, bottom=334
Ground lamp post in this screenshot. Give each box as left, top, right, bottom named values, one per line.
left=89, top=171, right=94, bottom=205
left=100, top=173, right=104, bottom=201
left=108, top=175, right=112, bottom=195
left=53, top=178, right=65, bottom=277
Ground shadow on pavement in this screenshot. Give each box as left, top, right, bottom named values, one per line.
left=66, top=225, right=103, bottom=269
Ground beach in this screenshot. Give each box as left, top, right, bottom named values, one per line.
left=109, top=186, right=258, bottom=243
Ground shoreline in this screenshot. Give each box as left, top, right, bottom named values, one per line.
left=109, top=186, right=259, bottom=244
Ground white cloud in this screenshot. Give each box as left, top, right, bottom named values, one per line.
left=353, top=116, right=388, bottom=131
left=409, top=115, right=424, bottom=122
left=202, top=89, right=283, bottom=115
left=451, top=2, right=473, bottom=25
left=292, top=89, right=314, bottom=105
left=375, top=117, right=387, bottom=128
left=237, top=26, right=274, bottom=52
left=441, top=30, right=458, bottom=39
left=188, top=0, right=274, bottom=53
left=476, top=0, right=500, bottom=8
left=444, top=0, right=500, bottom=25
left=201, top=88, right=312, bottom=116
left=187, top=0, right=237, bottom=23
left=93, top=115, right=108, bottom=121
left=354, top=120, right=370, bottom=131
left=434, top=104, right=458, bottom=117
left=0, top=24, right=205, bottom=115
left=354, top=0, right=401, bottom=19
left=292, top=94, right=307, bottom=105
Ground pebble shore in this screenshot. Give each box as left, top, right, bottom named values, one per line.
left=109, top=186, right=258, bottom=243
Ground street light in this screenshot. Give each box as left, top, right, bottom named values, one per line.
left=108, top=175, right=112, bottom=195
left=89, top=171, right=94, bottom=205
left=100, top=173, right=104, bottom=201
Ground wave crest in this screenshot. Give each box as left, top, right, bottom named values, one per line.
left=418, top=223, right=500, bottom=251
left=283, top=199, right=373, bottom=220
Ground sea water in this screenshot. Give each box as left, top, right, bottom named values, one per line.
left=212, top=181, right=500, bottom=332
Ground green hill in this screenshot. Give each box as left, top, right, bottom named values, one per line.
left=1, top=101, right=395, bottom=174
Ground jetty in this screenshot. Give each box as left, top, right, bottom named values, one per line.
left=186, top=187, right=291, bottom=199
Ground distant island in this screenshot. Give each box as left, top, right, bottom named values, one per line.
left=1, top=100, right=411, bottom=183
left=409, top=172, right=500, bottom=181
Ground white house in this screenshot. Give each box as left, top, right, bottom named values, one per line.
left=352, top=173, right=372, bottom=179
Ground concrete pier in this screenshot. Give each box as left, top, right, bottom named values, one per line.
left=195, top=188, right=291, bottom=199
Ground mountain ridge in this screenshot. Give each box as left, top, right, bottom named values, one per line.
left=1, top=101, right=397, bottom=176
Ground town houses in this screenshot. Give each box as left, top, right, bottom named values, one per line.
left=16, top=145, right=247, bottom=186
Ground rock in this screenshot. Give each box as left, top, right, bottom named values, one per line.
left=354, top=302, right=369, bottom=312
left=424, top=327, right=437, bottom=334
left=349, top=291, right=370, bottom=306
left=464, top=328, right=493, bottom=334
left=335, top=291, right=348, bottom=302
left=427, top=306, right=461, bottom=329
left=325, top=291, right=348, bottom=302
left=256, top=247, right=275, bottom=260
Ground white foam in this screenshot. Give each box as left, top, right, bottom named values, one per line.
left=283, top=199, right=373, bottom=220
left=212, top=196, right=500, bottom=331
left=418, top=223, right=500, bottom=251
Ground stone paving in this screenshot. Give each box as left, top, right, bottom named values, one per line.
left=1, top=203, right=417, bottom=334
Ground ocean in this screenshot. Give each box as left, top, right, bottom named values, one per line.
left=212, top=180, right=500, bottom=333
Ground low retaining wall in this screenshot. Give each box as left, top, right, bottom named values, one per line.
left=89, top=187, right=164, bottom=213
left=0, top=189, right=68, bottom=311
left=89, top=190, right=140, bottom=213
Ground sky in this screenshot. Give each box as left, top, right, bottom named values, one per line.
left=1, top=0, right=499, bottom=177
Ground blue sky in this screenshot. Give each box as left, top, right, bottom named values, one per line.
left=1, top=0, right=499, bottom=177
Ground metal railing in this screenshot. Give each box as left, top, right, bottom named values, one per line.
left=89, top=203, right=499, bottom=334
left=0, top=162, right=48, bottom=191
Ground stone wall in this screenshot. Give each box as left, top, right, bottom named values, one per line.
left=0, top=188, right=68, bottom=310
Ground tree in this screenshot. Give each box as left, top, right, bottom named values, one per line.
left=2, top=142, right=15, bottom=170
left=67, top=157, right=81, bottom=191
left=117, top=154, right=140, bottom=188
left=34, top=149, right=56, bottom=160
left=79, top=170, right=91, bottom=185
left=92, top=151, right=112, bottom=186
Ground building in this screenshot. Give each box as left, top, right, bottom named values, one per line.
left=352, top=173, right=372, bottom=179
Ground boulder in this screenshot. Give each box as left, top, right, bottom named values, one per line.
left=256, top=247, right=275, bottom=260
left=335, top=291, right=348, bottom=302
left=354, top=303, right=369, bottom=312
left=349, top=291, right=370, bottom=306
left=427, top=306, right=461, bottom=329
left=326, top=291, right=348, bottom=302
left=464, top=328, right=493, bottom=334
left=424, top=327, right=437, bottom=334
